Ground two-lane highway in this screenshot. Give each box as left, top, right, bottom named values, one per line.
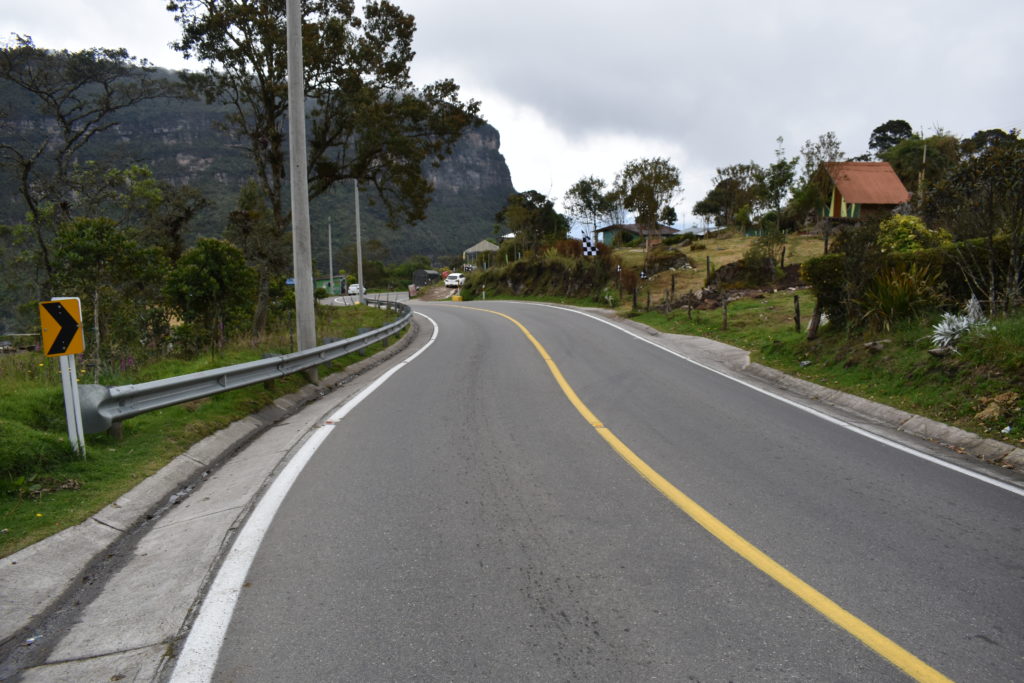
left=175, top=301, right=1024, bottom=681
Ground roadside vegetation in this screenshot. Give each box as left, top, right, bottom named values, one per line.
left=0, top=304, right=397, bottom=557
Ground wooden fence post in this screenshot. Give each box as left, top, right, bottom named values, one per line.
left=794, top=294, right=801, bottom=332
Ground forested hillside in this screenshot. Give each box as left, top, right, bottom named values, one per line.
left=0, top=69, right=515, bottom=268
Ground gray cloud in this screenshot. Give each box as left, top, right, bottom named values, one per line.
left=6, top=0, right=1023, bottom=221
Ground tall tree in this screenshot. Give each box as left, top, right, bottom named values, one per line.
left=167, top=0, right=480, bottom=331
left=564, top=176, right=613, bottom=237
left=791, top=132, right=845, bottom=229
left=0, top=36, right=178, bottom=283
left=145, top=183, right=210, bottom=263
left=225, top=180, right=289, bottom=335
left=52, top=217, right=168, bottom=375
left=495, top=191, right=569, bottom=253
left=868, top=119, right=915, bottom=158
left=960, top=128, right=1017, bottom=158
left=752, top=137, right=798, bottom=227
left=614, top=157, right=681, bottom=260
left=881, top=134, right=960, bottom=202
left=693, top=163, right=757, bottom=229
left=925, top=133, right=1024, bottom=312
left=798, top=131, right=845, bottom=185
left=165, top=238, right=258, bottom=352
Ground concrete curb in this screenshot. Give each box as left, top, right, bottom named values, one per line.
left=0, top=324, right=418, bottom=650
left=742, top=362, right=1024, bottom=469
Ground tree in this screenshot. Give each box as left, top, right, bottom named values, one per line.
left=614, top=158, right=681, bottom=262
left=748, top=138, right=798, bottom=266
left=167, top=0, right=480, bottom=331
left=145, top=183, right=210, bottom=263
left=165, top=238, right=258, bottom=351
left=494, top=191, right=569, bottom=254
left=225, top=181, right=290, bottom=335
left=52, top=217, right=168, bottom=376
left=960, top=128, right=1017, bottom=158
left=753, top=138, right=798, bottom=226
left=0, top=36, right=178, bottom=283
left=693, top=164, right=757, bottom=229
left=881, top=134, right=960, bottom=202
left=869, top=119, right=915, bottom=158
left=564, top=176, right=614, bottom=237
left=798, top=132, right=845, bottom=186
left=790, top=132, right=846, bottom=235
left=925, top=134, right=1024, bottom=312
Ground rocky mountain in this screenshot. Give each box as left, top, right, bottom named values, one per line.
left=0, top=71, right=516, bottom=268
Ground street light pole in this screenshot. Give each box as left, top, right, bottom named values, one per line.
left=328, top=216, right=334, bottom=295
left=286, top=0, right=317, bottom=379
left=355, top=179, right=365, bottom=305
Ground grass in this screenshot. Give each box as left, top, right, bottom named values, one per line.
left=0, top=304, right=399, bottom=557
left=634, top=290, right=1024, bottom=448
left=641, top=231, right=826, bottom=297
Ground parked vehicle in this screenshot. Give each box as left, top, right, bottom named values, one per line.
left=444, top=272, right=465, bottom=288
left=348, top=283, right=365, bottom=295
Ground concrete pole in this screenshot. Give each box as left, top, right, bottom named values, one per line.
left=286, top=0, right=317, bottom=368
left=328, top=216, right=334, bottom=294
left=355, top=179, right=365, bottom=305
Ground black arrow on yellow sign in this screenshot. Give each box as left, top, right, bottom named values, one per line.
left=40, top=300, right=84, bottom=356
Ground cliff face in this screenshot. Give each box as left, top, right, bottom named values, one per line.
left=427, top=125, right=513, bottom=195
left=0, top=79, right=516, bottom=263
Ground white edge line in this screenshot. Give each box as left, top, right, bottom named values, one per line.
left=170, top=312, right=440, bottom=682
left=517, top=302, right=1024, bottom=499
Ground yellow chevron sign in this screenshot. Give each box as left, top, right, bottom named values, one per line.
left=39, top=298, right=85, bottom=357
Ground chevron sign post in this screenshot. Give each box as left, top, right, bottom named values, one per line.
left=39, top=297, right=86, bottom=455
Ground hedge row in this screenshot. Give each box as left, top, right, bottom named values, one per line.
left=801, top=236, right=1021, bottom=325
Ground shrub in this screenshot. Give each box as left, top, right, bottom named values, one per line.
left=801, top=254, right=846, bottom=321
left=877, top=215, right=952, bottom=253
left=859, top=263, right=942, bottom=331
left=663, top=234, right=691, bottom=247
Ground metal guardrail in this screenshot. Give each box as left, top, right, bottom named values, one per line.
left=78, top=299, right=412, bottom=434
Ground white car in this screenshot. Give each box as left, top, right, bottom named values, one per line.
left=444, top=272, right=465, bottom=288
left=347, top=283, right=365, bottom=295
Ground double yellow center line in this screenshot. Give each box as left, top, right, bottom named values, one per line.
left=476, top=306, right=952, bottom=683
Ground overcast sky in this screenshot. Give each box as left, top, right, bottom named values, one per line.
left=5, top=0, right=1023, bottom=229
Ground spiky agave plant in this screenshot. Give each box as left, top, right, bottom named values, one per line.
left=931, top=296, right=988, bottom=351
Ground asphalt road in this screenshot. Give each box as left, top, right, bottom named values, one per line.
left=201, top=301, right=1024, bottom=681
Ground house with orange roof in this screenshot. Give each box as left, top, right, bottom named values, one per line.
left=820, top=162, right=911, bottom=221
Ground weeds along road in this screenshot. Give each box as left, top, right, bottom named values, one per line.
left=186, top=300, right=1024, bottom=682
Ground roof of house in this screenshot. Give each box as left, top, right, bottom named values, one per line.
left=463, top=239, right=500, bottom=254
left=595, top=223, right=680, bottom=236
left=824, top=162, right=911, bottom=205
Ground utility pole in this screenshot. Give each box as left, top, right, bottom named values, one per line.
left=286, top=0, right=317, bottom=378
left=918, top=139, right=928, bottom=204
left=355, top=179, right=365, bottom=305
left=327, top=216, right=334, bottom=294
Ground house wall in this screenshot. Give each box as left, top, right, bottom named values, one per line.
left=824, top=187, right=861, bottom=219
